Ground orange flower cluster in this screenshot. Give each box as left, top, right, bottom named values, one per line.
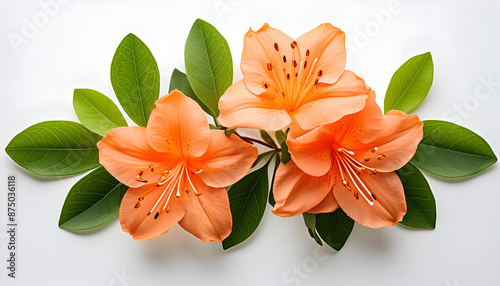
left=219, top=24, right=423, bottom=229
left=98, top=23, right=423, bottom=241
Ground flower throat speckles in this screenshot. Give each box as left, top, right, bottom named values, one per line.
left=260, top=41, right=323, bottom=111
left=133, top=162, right=204, bottom=220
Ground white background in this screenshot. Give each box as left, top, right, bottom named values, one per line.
left=1, top=1, right=500, bottom=285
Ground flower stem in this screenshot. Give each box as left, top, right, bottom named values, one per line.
left=239, top=136, right=281, bottom=151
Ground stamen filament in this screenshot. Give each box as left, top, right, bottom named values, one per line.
left=293, top=58, right=319, bottom=109
left=146, top=162, right=186, bottom=215
left=161, top=183, right=175, bottom=213
left=149, top=182, right=171, bottom=215
left=185, top=169, right=202, bottom=196
left=176, top=166, right=186, bottom=198
left=340, top=148, right=377, bottom=173
left=338, top=155, right=374, bottom=206
left=335, top=147, right=377, bottom=206
left=334, top=153, right=347, bottom=186
left=136, top=185, right=157, bottom=202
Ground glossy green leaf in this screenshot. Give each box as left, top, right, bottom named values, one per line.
left=169, top=68, right=214, bottom=118
left=385, top=52, right=433, bottom=114
left=275, top=130, right=286, bottom=145
left=280, top=129, right=291, bottom=164
left=111, top=33, right=159, bottom=127
left=316, top=208, right=354, bottom=251
left=73, top=89, right=127, bottom=136
left=222, top=161, right=269, bottom=250
left=411, top=120, right=497, bottom=178
left=268, top=154, right=280, bottom=207
left=260, top=130, right=277, bottom=148
left=59, top=166, right=128, bottom=231
left=396, top=162, right=436, bottom=229
left=303, top=213, right=323, bottom=246
left=185, top=19, right=232, bottom=117
left=5, top=121, right=101, bottom=176
left=281, top=142, right=291, bottom=164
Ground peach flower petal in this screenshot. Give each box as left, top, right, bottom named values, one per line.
left=292, top=71, right=371, bottom=130
left=218, top=80, right=292, bottom=130
left=272, top=161, right=333, bottom=217
left=241, top=23, right=297, bottom=95
left=333, top=170, right=406, bottom=228
left=296, top=23, right=346, bottom=84
left=352, top=113, right=423, bottom=172
left=293, top=94, right=367, bottom=130
left=147, top=90, right=210, bottom=157
left=120, top=184, right=187, bottom=241
left=298, top=70, right=370, bottom=105
left=307, top=191, right=339, bottom=214
left=178, top=176, right=232, bottom=242
left=98, top=127, right=181, bottom=188
left=288, top=127, right=333, bottom=177
left=314, top=93, right=382, bottom=146
left=190, top=131, right=257, bottom=188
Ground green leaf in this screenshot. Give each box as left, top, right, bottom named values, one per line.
left=396, top=162, right=436, bottom=229
left=281, top=128, right=292, bottom=164
left=59, top=166, right=129, bottom=231
left=209, top=124, right=221, bottom=130
left=268, top=154, right=280, bottom=207
left=260, top=130, right=277, bottom=148
left=169, top=68, right=215, bottom=118
left=411, top=120, right=497, bottom=178
left=185, top=19, right=233, bottom=118
left=111, top=33, right=160, bottom=127
left=316, top=208, right=354, bottom=251
left=222, top=161, right=270, bottom=250
left=224, top=128, right=237, bottom=137
left=281, top=142, right=291, bottom=164
left=5, top=121, right=101, bottom=176
left=275, top=130, right=286, bottom=145
left=73, top=89, right=128, bottom=136
left=384, top=52, right=434, bottom=114
left=280, top=128, right=291, bottom=164
left=303, top=213, right=323, bottom=246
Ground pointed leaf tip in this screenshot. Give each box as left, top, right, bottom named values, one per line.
left=222, top=161, right=270, bottom=249
left=111, top=33, right=160, bottom=127
left=411, top=120, right=497, bottom=178
left=73, top=88, right=128, bottom=136
left=397, top=162, right=436, bottom=229
left=185, top=19, right=233, bottom=118
left=59, top=166, right=129, bottom=231
left=384, top=52, right=433, bottom=114
left=316, top=208, right=354, bottom=251
left=5, top=121, right=101, bottom=176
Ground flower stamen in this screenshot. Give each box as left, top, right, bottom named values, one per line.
left=335, top=147, right=377, bottom=205
left=186, top=169, right=202, bottom=196
left=132, top=162, right=189, bottom=218
left=135, top=171, right=148, bottom=183
left=339, top=148, right=377, bottom=174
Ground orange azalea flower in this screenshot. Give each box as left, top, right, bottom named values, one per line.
left=218, top=23, right=372, bottom=132
left=272, top=95, right=423, bottom=228
left=97, top=90, right=258, bottom=241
